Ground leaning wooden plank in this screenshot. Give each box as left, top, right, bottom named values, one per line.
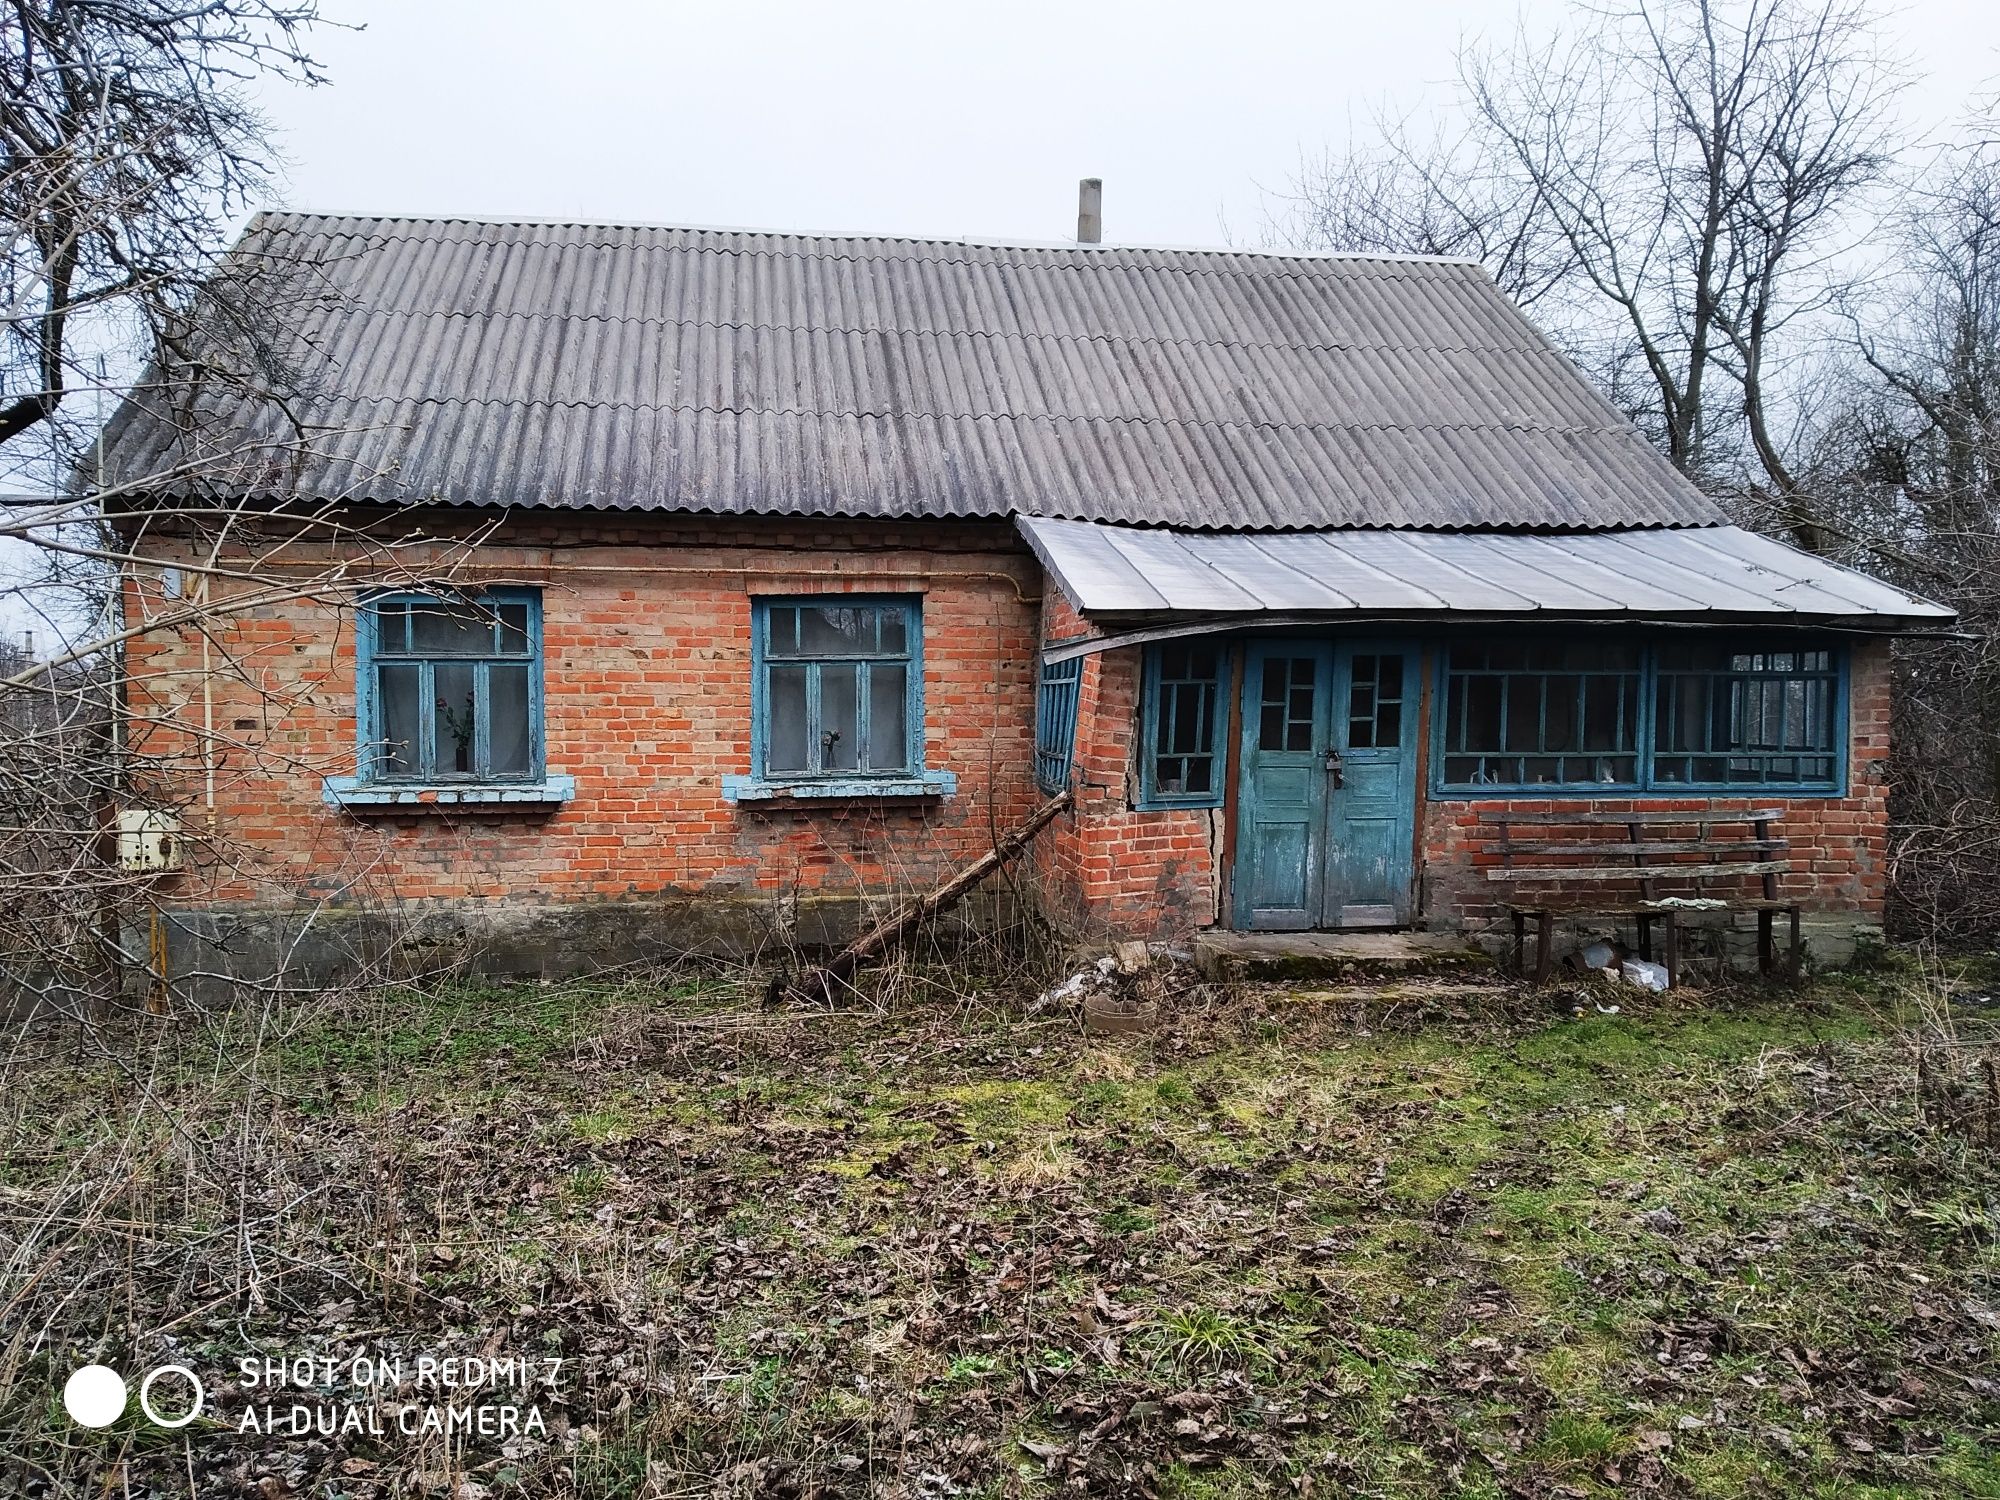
left=773, top=788, right=1073, bottom=1006
left=1485, top=859, right=1788, bottom=881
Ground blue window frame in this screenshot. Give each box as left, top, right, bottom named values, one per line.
left=357, top=589, right=544, bottom=783
left=1139, top=642, right=1229, bottom=809
left=1652, top=641, right=1843, bottom=789
left=1036, top=657, right=1082, bottom=793
left=1439, top=640, right=1643, bottom=789
left=752, top=597, right=923, bottom=781
left=1433, top=635, right=1846, bottom=795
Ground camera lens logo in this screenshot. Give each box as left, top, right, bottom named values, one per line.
left=63, top=1364, right=203, bottom=1429
left=62, top=1366, right=125, bottom=1428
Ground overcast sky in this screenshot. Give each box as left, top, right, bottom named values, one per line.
left=259, top=0, right=2000, bottom=248
left=3, top=1, right=1994, bottom=643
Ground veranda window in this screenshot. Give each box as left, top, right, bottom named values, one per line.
left=1140, top=643, right=1227, bottom=808
left=1441, top=641, right=1642, bottom=788
left=1653, top=643, right=1839, bottom=788
left=1436, top=636, right=1844, bottom=793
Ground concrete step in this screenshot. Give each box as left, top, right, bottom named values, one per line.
left=1193, top=929, right=1495, bottom=983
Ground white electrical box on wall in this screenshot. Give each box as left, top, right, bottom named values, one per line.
left=115, top=809, right=183, bottom=872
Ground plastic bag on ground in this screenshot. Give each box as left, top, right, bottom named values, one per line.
left=1620, top=958, right=1670, bottom=991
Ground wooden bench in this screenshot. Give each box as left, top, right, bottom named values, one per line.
left=1481, top=808, right=1803, bottom=986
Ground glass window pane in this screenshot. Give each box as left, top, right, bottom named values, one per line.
left=1465, top=677, right=1502, bottom=750
left=819, top=664, right=859, bottom=771
left=1503, top=676, right=1540, bottom=753
left=432, top=662, right=478, bottom=776
left=799, top=605, right=879, bottom=657
left=765, top=606, right=800, bottom=658
left=1375, top=699, right=1402, bottom=746
left=488, top=664, right=533, bottom=776
left=1284, top=657, right=1315, bottom=751
left=1169, top=682, right=1210, bottom=754
left=495, top=603, right=531, bottom=655
left=377, top=663, right=421, bottom=775
left=373, top=602, right=412, bottom=655
left=1259, top=659, right=1290, bottom=751
left=867, top=664, right=909, bottom=770
left=878, top=608, right=907, bottom=656
left=767, top=665, right=809, bottom=773
left=1543, top=675, right=1579, bottom=750
left=410, top=599, right=494, bottom=654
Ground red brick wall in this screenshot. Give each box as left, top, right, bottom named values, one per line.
left=126, top=515, right=1898, bottom=950
left=1032, top=590, right=1221, bottom=937
left=124, top=516, right=1041, bottom=920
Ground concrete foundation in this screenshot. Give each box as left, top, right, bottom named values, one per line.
left=98, top=893, right=1881, bottom=1008
left=129, top=889, right=1027, bottom=1004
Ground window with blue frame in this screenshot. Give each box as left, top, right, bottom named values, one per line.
left=755, top=598, right=920, bottom=780
left=1436, top=636, right=1843, bottom=793
left=1141, top=642, right=1228, bottom=807
left=1441, top=640, right=1642, bottom=788
left=1653, top=642, right=1840, bottom=787
left=1035, top=657, right=1082, bottom=793
left=361, top=590, right=543, bottom=782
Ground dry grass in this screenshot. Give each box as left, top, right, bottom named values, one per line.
left=2, top=960, right=1998, bottom=1498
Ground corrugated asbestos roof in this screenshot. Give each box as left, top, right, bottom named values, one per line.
left=95, top=213, right=1726, bottom=531
left=1018, top=516, right=1954, bottom=626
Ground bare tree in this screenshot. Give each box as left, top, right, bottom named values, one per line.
left=1287, top=111, right=1580, bottom=308
left=0, top=0, right=410, bottom=1019
left=1289, top=0, right=1904, bottom=544
left=1795, top=138, right=2000, bottom=943
left=0, top=0, right=328, bottom=454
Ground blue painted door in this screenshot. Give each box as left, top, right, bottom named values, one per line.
left=1233, top=640, right=1419, bottom=930
left=1324, top=643, right=1420, bottom=927
left=1235, top=643, right=1332, bottom=929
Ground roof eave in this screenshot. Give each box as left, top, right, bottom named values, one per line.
left=1042, top=608, right=1957, bottom=662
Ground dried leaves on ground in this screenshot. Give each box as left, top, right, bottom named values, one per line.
left=2, top=963, right=1997, bottom=1498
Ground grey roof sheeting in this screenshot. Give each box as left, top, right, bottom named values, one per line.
left=1018, top=516, right=1954, bottom=626
left=97, top=214, right=1726, bottom=531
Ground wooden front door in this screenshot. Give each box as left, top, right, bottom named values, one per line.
left=1233, top=640, right=1419, bottom=930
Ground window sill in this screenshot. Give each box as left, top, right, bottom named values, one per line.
left=322, top=775, right=576, bottom=810
left=722, top=770, right=957, bottom=804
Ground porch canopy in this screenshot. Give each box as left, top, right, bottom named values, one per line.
left=1019, top=516, right=1954, bottom=658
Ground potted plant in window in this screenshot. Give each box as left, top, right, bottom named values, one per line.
left=438, top=693, right=476, bottom=774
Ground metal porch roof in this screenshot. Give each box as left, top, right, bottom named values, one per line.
left=1017, top=517, right=1954, bottom=629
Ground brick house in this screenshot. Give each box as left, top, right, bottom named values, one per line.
left=101, top=213, right=1951, bottom=982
